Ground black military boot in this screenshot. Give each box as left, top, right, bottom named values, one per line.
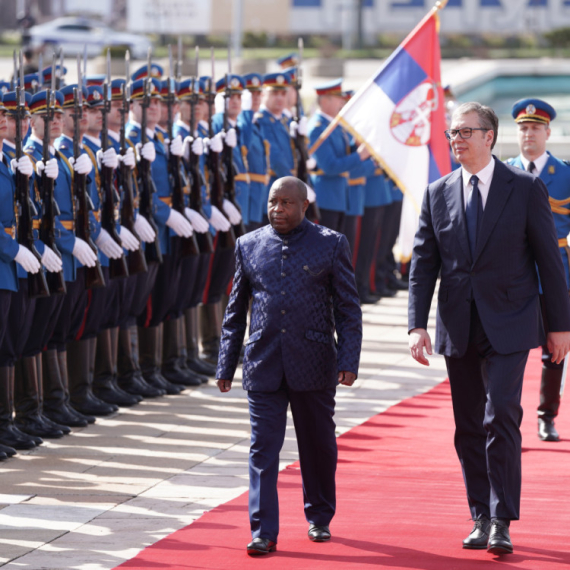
left=13, top=356, right=65, bottom=439
left=0, top=365, right=39, bottom=450
left=162, top=318, right=202, bottom=387
left=0, top=442, right=16, bottom=458
left=178, top=316, right=208, bottom=384
left=199, top=302, right=222, bottom=365
left=93, top=327, right=142, bottom=407
left=185, top=307, right=216, bottom=377
left=538, top=367, right=562, bottom=441
left=138, top=325, right=183, bottom=395
left=57, top=350, right=96, bottom=424
left=117, top=326, right=164, bottom=398
left=68, top=338, right=118, bottom=417
left=42, top=349, right=91, bottom=427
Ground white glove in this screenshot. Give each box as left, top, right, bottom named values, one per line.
left=184, top=207, right=210, bottom=233
left=137, top=141, right=156, bottom=163
left=297, top=116, right=309, bottom=136
left=305, top=183, right=317, bottom=204
left=166, top=208, right=194, bottom=238
left=209, top=205, right=231, bottom=232
left=241, top=89, right=252, bottom=111
left=134, top=214, right=156, bottom=243
left=14, top=245, right=41, bottom=274
left=306, top=157, right=317, bottom=171
left=97, top=147, right=119, bottom=170
left=120, top=147, right=136, bottom=169
left=223, top=198, right=242, bottom=225
left=119, top=226, right=140, bottom=251
left=72, top=237, right=98, bottom=267
left=169, top=135, right=183, bottom=157
left=36, top=158, right=59, bottom=179
left=289, top=120, right=298, bottom=138
left=10, top=156, right=34, bottom=177
left=209, top=133, right=223, bottom=153
left=41, top=246, right=63, bottom=273
left=72, top=153, right=92, bottom=175
left=183, top=136, right=203, bottom=160
left=224, top=128, right=237, bottom=148
left=94, top=229, right=123, bottom=260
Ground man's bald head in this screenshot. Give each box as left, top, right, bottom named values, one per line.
left=267, top=176, right=309, bottom=234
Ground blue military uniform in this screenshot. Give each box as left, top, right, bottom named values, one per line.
left=507, top=97, right=570, bottom=442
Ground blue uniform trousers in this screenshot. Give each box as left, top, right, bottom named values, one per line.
left=318, top=209, right=345, bottom=234
left=23, top=294, right=65, bottom=357
left=0, top=291, right=11, bottom=354
left=168, top=254, right=199, bottom=319
left=355, top=205, right=385, bottom=297
left=445, top=303, right=528, bottom=522
left=132, top=262, right=160, bottom=328
left=204, top=242, right=235, bottom=305
left=343, top=215, right=358, bottom=257
left=247, top=380, right=337, bottom=542
left=374, top=200, right=403, bottom=291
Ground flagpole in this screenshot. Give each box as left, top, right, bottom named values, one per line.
left=308, top=0, right=449, bottom=157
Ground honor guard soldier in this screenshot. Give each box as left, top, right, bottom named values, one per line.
left=127, top=68, right=194, bottom=395
left=41, top=64, right=67, bottom=90
left=25, top=89, right=107, bottom=424
left=307, top=79, right=371, bottom=233
left=276, top=52, right=298, bottom=118
left=255, top=72, right=296, bottom=221
left=240, top=73, right=269, bottom=232
left=507, top=98, right=570, bottom=442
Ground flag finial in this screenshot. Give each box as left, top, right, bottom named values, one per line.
left=435, top=0, right=449, bottom=10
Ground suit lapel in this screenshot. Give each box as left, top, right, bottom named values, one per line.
left=442, top=168, right=471, bottom=263
left=473, top=158, right=514, bottom=264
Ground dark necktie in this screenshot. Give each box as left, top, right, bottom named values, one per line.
left=466, top=174, right=482, bottom=257
left=527, top=161, right=536, bottom=174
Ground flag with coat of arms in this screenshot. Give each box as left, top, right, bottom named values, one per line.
left=309, top=0, right=451, bottom=261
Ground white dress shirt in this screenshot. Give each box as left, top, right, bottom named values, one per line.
left=520, top=151, right=548, bottom=176
left=462, top=157, right=495, bottom=211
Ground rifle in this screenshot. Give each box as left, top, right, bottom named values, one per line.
left=72, top=56, right=105, bottom=289
left=292, top=38, right=320, bottom=222
left=39, top=54, right=66, bottom=295
left=14, top=51, right=50, bottom=299
left=101, top=49, right=129, bottom=280
left=166, top=45, right=199, bottom=258
left=118, top=50, right=148, bottom=276
left=222, top=46, right=245, bottom=238
left=207, top=47, right=235, bottom=250
left=138, top=48, right=163, bottom=264
left=187, top=46, right=213, bottom=255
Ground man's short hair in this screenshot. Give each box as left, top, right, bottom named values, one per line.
left=453, top=102, right=499, bottom=150
left=271, top=176, right=307, bottom=201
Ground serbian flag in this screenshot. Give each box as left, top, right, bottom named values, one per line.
left=309, top=2, right=451, bottom=261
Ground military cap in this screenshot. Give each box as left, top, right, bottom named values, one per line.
left=0, top=81, right=10, bottom=97
left=511, top=98, right=556, bottom=125
left=263, top=72, right=290, bottom=90
left=59, top=84, right=89, bottom=109
left=200, top=76, right=214, bottom=95
left=41, top=65, right=67, bottom=84
left=110, top=78, right=127, bottom=101
left=85, top=85, right=106, bottom=108
left=131, top=63, right=164, bottom=81
left=243, top=73, right=263, bottom=92
left=342, top=89, right=354, bottom=101
left=18, top=73, right=40, bottom=93
left=178, top=78, right=203, bottom=101
left=443, top=84, right=455, bottom=99
left=3, top=90, right=33, bottom=116
left=315, top=79, right=343, bottom=96
left=85, top=75, right=105, bottom=87
left=160, top=78, right=179, bottom=99
left=277, top=52, right=298, bottom=69
left=29, top=89, right=64, bottom=114
left=215, top=74, right=245, bottom=94
left=130, top=77, right=162, bottom=101
left=282, top=66, right=298, bottom=84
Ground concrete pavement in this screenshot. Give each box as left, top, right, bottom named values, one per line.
left=0, top=291, right=447, bottom=570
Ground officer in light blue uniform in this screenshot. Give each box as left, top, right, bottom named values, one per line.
left=307, top=79, right=370, bottom=233
left=211, top=74, right=250, bottom=226
left=255, top=72, right=296, bottom=220
left=240, top=73, right=268, bottom=231
left=506, top=97, right=570, bottom=443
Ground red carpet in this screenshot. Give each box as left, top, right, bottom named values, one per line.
left=117, top=349, right=570, bottom=569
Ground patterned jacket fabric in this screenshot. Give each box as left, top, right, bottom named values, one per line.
left=216, top=216, right=362, bottom=391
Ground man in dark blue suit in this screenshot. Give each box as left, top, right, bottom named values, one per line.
left=408, top=102, right=570, bottom=555
left=216, top=176, right=362, bottom=556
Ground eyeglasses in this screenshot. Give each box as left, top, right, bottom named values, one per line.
left=444, top=127, right=490, bottom=141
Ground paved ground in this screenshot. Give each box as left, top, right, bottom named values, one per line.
left=0, top=291, right=447, bottom=570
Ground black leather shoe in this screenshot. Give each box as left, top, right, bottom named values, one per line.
left=377, top=287, right=398, bottom=298
left=538, top=418, right=560, bottom=442
left=359, top=294, right=380, bottom=305
left=487, top=519, right=513, bottom=554
left=308, top=524, right=331, bottom=542
left=463, top=516, right=490, bottom=549
left=246, top=537, right=276, bottom=555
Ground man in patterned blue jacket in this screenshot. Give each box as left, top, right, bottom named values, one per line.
left=216, top=176, right=362, bottom=556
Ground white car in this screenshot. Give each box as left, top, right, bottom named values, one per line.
left=28, top=17, right=152, bottom=59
